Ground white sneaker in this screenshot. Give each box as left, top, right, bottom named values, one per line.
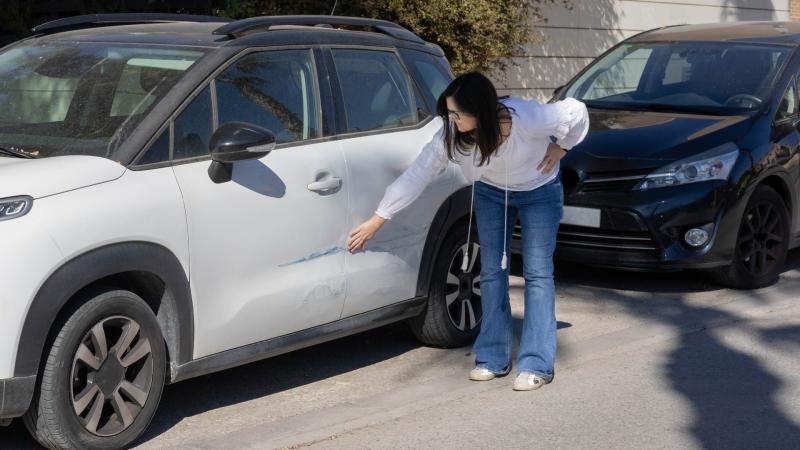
left=513, top=372, right=549, bottom=391
left=469, top=365, right=510, bottom=381
left=469, top=367, right=496, bottom=381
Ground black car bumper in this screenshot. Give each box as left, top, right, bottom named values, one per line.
left=512, top=180, right=747, bottom=270
left=0, top=375, right=35, bottom=419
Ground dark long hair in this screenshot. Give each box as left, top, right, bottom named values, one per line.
left=436, top=71, right=509, bottom=166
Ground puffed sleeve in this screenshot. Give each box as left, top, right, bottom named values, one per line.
left=508, top=97, right=589, bottom=150
left=375, top=120, right=449, bottom=220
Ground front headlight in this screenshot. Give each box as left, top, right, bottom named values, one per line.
left=0, top=196, right=33, bottom=222
left=635, top=143, right=740, bottom=190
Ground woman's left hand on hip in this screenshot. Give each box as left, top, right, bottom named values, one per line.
left=538, top=143, right=567, bottom=173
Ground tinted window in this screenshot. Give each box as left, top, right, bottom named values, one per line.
left=400, top=50, right=453, bottom=109
left=216, top=49, right=319, bottom=144
left=173, top=86, right=212, bottom=160
left=331, top=49, right=419, bottom=132
left=137, top=127, right=170, bottom=165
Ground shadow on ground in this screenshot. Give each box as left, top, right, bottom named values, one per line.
left=2, top=251, right=798, bottom=449
left=547, top=248, right=800, bottom=449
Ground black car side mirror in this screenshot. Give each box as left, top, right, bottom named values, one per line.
left=208, top=121, right=276, bottom=184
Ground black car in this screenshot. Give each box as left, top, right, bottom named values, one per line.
left=522, top=21, right=800, bottom=289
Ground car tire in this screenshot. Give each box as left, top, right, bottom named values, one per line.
left=409, top=222, right=482, bottom=347
left=712, top=185, right=790, bottom=289
left=24, top=289, right=166, bottom=450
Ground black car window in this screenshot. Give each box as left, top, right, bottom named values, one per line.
left=173, top=86, right=212, bottom=160
left=776, top=81, right=798, bottom=121
left=400, top=49, right=452, bottom=110
left=216, top=49, right=319, bottom=144
left=136, top=127, right=170, bottom=165
left=331, top=49, right=420, bottom=133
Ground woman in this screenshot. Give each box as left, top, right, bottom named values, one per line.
left=347, top=72, right=589, bottom=391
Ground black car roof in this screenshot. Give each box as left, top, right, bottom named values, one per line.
left=26, top=21, right=444, bottom=55
left=631, top=21, right=800, bottom=46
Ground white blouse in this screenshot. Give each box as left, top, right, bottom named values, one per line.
left=375, top=97, right=589, bottom=220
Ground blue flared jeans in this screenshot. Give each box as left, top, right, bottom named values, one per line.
left=472, top=175, right=563, bottom=380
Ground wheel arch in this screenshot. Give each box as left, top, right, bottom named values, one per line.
left=14, top=242, right=193, bottom=382
left=416, top=185, right=473, bottom=298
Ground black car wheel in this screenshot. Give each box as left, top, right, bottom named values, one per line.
left=713, top=185, right=790, bottom=289
left=409, top=223, right=482, bottom=347
left=24, top=289, right=166, bottom=450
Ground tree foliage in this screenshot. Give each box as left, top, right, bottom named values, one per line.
left=218, top=0, right=570, bottom=73
left=3, top=0, right=570, bottom=74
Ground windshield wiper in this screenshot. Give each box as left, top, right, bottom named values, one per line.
left=581, top=100, right=632, bottom=111
left=644, top=103, right=726, bottom=116
left=0, top=145, right=37, bottom=159
left=582, top=100, right=727, bottom=116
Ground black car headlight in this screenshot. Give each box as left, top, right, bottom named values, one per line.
left=635, top=143, right=740, bottom=190
left=0, top=196, right=33, bottom=222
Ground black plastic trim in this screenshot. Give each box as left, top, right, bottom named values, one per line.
left=171, top=296, right=427, bottom=383
left=415, top=185, right=473, bottom=298
left=0, top=375, right=36, bottom=419
left=14, top=242, right=194, bottom=379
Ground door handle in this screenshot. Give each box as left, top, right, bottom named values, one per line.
left=307, top=177, right=342, bottom=193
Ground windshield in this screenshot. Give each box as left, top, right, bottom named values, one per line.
left=563, top=41, right=791, bottom=115
left=0, top=41, right=206, bottom=159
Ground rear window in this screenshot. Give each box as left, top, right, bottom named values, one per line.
left=331, top=49, right=421, bottom=133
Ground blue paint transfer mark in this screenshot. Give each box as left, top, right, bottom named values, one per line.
left=278, top=246, right=345, bottom=267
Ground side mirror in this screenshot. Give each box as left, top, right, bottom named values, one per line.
left=208, top=121, right=276, bottom=184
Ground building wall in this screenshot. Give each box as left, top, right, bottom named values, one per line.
left=494, top=0, right=792, bottom=101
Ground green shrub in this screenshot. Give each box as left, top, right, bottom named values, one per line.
left=219, top=0, right=569, bottom=73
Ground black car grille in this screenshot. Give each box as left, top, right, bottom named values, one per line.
left=580, top=177, right=642, bottom=192
left=513, top=223, right=658, bottom=252
left=577, top=169, right=652, bottom=193
left=557, top=225, right=657, bottom=251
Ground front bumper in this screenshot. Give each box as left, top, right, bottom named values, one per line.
left=512, top=180, right=746, bottom=270
left=0, top=375, right=35, bottom=419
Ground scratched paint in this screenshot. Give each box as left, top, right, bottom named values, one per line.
left=278, top=246, right=345, bottom=267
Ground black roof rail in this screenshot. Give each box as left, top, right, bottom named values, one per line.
left=32, top=13, right=232, bottom=35
left=213, top=15, right=426, bottom=44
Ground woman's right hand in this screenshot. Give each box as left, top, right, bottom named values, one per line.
left=347, top=214, right=387, bottom=253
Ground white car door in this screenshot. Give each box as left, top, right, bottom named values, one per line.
left=330, top=48, right=454, bottom=317
left=170, top=49, right=349, bottom=358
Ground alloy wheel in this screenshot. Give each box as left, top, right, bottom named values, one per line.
left=738, top=201, right=785, bottom=277
left=445, top=242, right=482, bottom=331
left=70, top=316, right=154, bottom=437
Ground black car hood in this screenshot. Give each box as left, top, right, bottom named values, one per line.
left=563, top=108, right=756, bottom=173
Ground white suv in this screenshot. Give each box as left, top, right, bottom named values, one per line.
left=0, top=14, right=481, bottom=449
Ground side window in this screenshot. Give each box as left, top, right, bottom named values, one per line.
left=331, top=49, right=420, bottom=132
left=776, top=81, right=798, bottom=121
left=400, top=49, right=452, bottom=110
left=137, top=127, right=170, bottom=165
left=173, top=86, right=212, bottom=160
left=216, top=49, right=319, bottom=144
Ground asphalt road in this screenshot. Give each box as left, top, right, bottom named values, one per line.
left=2, top=251, right=799, bottom=450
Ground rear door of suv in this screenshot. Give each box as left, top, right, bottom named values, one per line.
left=327, top=46, right=455, bottom=317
